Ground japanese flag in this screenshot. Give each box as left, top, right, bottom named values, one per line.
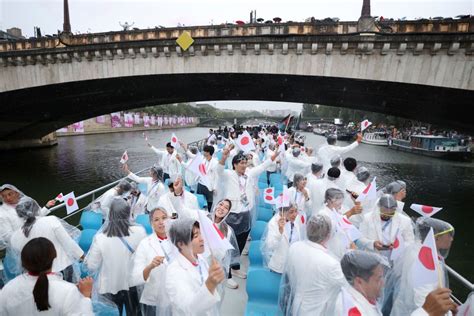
left=410, top=204, right=443, bottom=217
left=356, top=177, right=377, bottom=202
left=390, top=231, right=406, bottom=261
left=236, top=131, right=256, bottom=153
left=412, top=228, right=440, bottom=288
left=63, top=191, right=79, bottom=215
left=361, top=119, right=372, bottom=132
left=55, top=193, right=64, bottom=202
left=339, top=216, right=362, bottom=242
left=197, top=210, right=234, bottom=252
left=277, top=134, right=284, bottom=146
left=342, top=287, right=362, bottom=316
left=120, top=151, right=128, bottom=164
left=275, top=187, right=290, bottom=209
left=187, top=153, right=211, bottom=189
left=263, top=187, right=275, bottom=204
left=170, top=133, right=180, bottom=149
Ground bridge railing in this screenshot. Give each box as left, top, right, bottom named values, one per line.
left=1, top=18, right=472, bottom=53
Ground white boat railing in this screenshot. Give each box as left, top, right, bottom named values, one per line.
left=48, top=167, right=150, bottom=221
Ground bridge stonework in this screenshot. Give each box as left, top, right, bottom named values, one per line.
left=0, top=20, right=473, bottom=144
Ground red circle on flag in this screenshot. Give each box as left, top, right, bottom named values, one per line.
left=301, top=216, right=305, bottom=224
left=364, top=121, right=369, bottom=127
left=349, top=306, right=362, bottom=316
left=67, top=198, right=74, bottom=207
left=213, top=223, right=225, bottom=239
left=343, top=217, right=352, bottom=225
left=172, top=137, right=177, bottom=143
left=421, top=205, right=434, bottom=214
left=418, top=246, right=435, bottom=270
left=265, top=195, right=273, bottom=201
left=265, top=188, right=273, bottom=194
left=241, top=136, right=250, bottom=145
left=278, top=138, right=283, bottom=145
left=393, top=237, right=400, bottom=249
left=199, top=163, right=207, bottom=175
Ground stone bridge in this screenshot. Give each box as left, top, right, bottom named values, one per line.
left=0, top=17, right=473, bottom=147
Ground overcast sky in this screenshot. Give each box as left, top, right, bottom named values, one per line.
left=1, top=0, right=471, bottom=112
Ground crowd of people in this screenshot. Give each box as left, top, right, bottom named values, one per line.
left=0, top=123, right=469, bottom=315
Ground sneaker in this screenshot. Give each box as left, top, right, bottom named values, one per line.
left=225, top=278, right=239, bottom=289
left=232, top=269, right=247, bottom=279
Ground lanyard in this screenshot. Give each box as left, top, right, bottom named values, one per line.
left=289, top=222, right=295, bottom=243
left=193, top=260, right=204, bottom=286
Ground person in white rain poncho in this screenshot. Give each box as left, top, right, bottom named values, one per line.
left=157, top=175, right=200, bottom=220
left=130, top=207, right=175, bottom=316
left=85, top=197, right=147, bottom=316
left=165, top=218, right=225, bottom=316
left=280, top=214, right=346, bottom=315
left=305, top=162, right=326, bottom=213
left=0, top=238, right=94, bottom=315
left=358, top=194, right=415, bottom=259
left=261, top=204, right=306, bottom=274
left=148, top=142, right=181, bottom=182
left=328, top=250, right=452, bottom=316
left=95, top=180, right=132, bottom=219
left=9, top=197, right=84, bottom=282
left=287, top=173, right=312, bottom=217
left=318, top=188, right=366, bottom=260
left=339, top=157, right=358, bottom=190
left=383, top=181, right=408, bottom=216
left=124, top=164, right=167, bottom=213
left=388, top=217, right=456, bottom=316
left=346, top=167, right=377, bottom=226
left=285, top=147, right=312, bottom=188
left=208, top=199, right=240, bottom=290
left=0, top=184, right=54, bottom=252
left=317, top=133, right=362, bottom=173
left=216, top=146, right=277, bottom=279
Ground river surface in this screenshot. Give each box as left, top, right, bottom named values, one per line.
left=1, top=127, right=473, bottom=298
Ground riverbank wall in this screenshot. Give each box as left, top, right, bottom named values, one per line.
left=56, top=114, right=199, bottom=137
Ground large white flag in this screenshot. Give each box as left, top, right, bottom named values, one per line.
left=356, top=177, right=377, bottom=202
left=236, top=131, right=256, bottom=153
left=412, top=228, right=440, bottom=288
left=187, top=153, right=211, bottom=189
left=360, top=119, right=372, bottom=132
left=197, top=210, right=234, bottom=252
left=410, top=204, right=443, bottom=218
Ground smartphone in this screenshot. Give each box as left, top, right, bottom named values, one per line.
left=380, top=244, right=391, bottom=250
left=346, top=189, right=359, bottom=200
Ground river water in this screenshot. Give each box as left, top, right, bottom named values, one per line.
left=1, top=127, right=473, bottom=298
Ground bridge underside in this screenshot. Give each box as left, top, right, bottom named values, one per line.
left=0, top=73, right=472, bottom=140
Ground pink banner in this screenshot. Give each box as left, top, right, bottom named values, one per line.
left=72, top=121, right=84, bottom=133
left=111, top=112, right=122, bottom=128
left=124, top=113, right=133, bottom=128
left=96, top=115, right=106, bottom=124
left=134, top=113, right=141, bottom=125
left=143, top=115, right=150, bottom=127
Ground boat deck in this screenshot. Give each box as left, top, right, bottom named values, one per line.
left=221, top=251, right=250, bottom=315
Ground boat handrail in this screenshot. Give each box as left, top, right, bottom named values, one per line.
left=48, top=167, right=150, bottom=220
left=187, top=137, right=208, bottom=151
left=446, top=264, right=474, bottom=292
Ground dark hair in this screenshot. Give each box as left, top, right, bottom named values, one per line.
left=166, top=142, right=174, bottom=149
left=150, top=165, right=164, bottom=182
left=232, top=153, right=247, bottom=170
left=343, top=157, right=357, bottom=172
left=103, top=198, right=132, bottom=237
left=327, top=135, right=337, bottom=145
left=21, top=237, right=57, bottom=311
left=327, top=167, right=341, bottom=179
left=203, top=145, right=215, bottom=156
left=170, top=220, right=200, bottom=251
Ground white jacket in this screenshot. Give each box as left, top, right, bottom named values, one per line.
left=165, top=253, right=220, bottom=316
left=286, top=240, right=346, bottom=315
left=150, top=146, right=181, bottom=177
left=131, top=234, right=176, bottom=306
left=331, top=286, right=381, bottom=316
left=287, top=187, right=312, bottom=216
left=359, top=210, right=415, bottom=252
left=317, top=141, right=359, bottom=173
left=216, top=159, right=272, bottom=214
left=127, top=172, right=167, bottom=212
left=0, top=203, right=49, bottom=250
left=0, top=273, right=93, bottom=315
left=10, top=216, right=84, bottom=272
left=265, top=213, right=305, bottom=273
left=284, top=151, right=312, bottom=183
left=157, top=191, right=200, bottom=220
left=85, top=225, right=147, bottom=294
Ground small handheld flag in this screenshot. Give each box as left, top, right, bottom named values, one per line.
left=120, top=151, right=129, bottom=164
left=361, top=119, right=372, bottom=132
left=356, top=177, right=377, bottom=202
left=63, top=191, right=79, bottom=214
left=410, top=204, right=443, bottom=218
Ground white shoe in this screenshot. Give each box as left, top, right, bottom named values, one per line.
left=242, top=248, right=249, bottom=256
left=232, top=269, right=247, bottom=279
left=225, top=278, right=239, bottom=289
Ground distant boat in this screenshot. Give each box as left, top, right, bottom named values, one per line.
left=362, top=132, right=389, bottom=146
left=388, top=134, right=472, bottom=161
